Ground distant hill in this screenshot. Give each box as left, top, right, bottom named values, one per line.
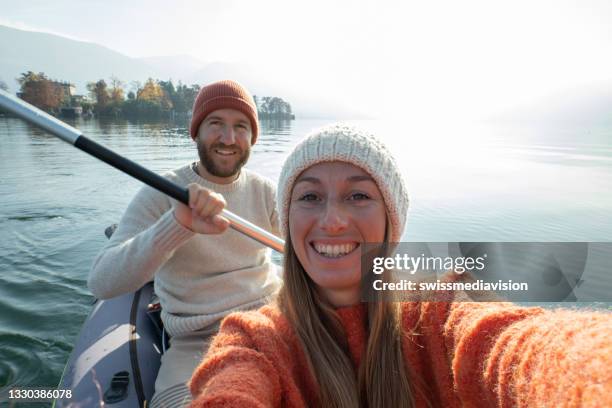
left=185, top=62, right=366, bottom=119
left=0, top=25, right=363, bottom=118
left=137, top=54, right=205, bottom=83
left=0, top=25, right=160, bottom=93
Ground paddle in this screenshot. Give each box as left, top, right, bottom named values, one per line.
left=0, top=89, right=285, bottom=253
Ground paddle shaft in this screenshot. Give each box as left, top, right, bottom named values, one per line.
left=0, top=89, right=285, bottom=253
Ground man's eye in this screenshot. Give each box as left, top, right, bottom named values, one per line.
left=348, top=192, right=370, bottom=200
left=299, top=193, right=319, bottom=201
left=237, top=124, right=248, bottom=129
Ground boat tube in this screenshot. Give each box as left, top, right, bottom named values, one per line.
left=54, top=226, right=163, bottom=407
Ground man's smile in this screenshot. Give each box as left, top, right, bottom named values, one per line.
left=213, top=148, right=238, bottom=156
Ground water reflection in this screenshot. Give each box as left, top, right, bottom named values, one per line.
left=256, top=119, right=293, bottom=154
left=260, top=118, right=293, bottom=134
left=22, top=121, right=51, bottom=140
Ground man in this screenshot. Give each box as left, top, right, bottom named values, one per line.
left=87, top=80, right=281, bottom=407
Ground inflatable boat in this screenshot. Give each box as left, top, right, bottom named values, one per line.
left=54, top=226, right=163, bottom=407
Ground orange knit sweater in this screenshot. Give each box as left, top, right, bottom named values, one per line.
left=189, top=301, right=612, bottom=407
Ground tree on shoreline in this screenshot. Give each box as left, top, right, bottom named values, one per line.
left=109, top=77, right=125, bottom=105
left=14, top=72, right=295, bottom=120
left=87, top=79, right=110, bottom=114
left=18, top=71, right=65, bottom=113
left=255, top=95, right=294, bottom=119
left=173, top=82, right=200, bottom=113
left=121, top=78, right=173, bottom=117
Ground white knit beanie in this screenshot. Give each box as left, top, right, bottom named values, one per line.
left=277, top=123, right=409, bottom=242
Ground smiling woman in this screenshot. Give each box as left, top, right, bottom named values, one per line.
left=188, top=123, right=612, bottom=407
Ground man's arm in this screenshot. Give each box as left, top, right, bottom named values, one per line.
left=88, top=182, right=231, bottom=299
left=87, top=184, right=195, bottom=299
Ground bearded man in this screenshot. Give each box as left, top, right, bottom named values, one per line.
left=87, top=80, right=281, bottom=407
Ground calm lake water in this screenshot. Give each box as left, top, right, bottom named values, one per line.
left=1, top=116, right=611, bottom=403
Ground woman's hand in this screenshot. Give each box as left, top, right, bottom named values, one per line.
left=174, top=183, right=230, bottom=234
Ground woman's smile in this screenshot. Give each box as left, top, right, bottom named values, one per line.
left=310, top=241, right=359, bottom=258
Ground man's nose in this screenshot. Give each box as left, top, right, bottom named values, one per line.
left=218, top=126, right=236, bottom=145
left=320, top=202, right=349, bottom=234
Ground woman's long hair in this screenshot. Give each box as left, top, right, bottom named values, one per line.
left=277, top=232, right=419, bottom=407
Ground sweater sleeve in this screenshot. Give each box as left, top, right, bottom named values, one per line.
left=264, top=177, right=280, bottom=238
left=270, top=202, right=281, bottom=238
left=189, top=312, right=282, bottom=408
left=87, top=184, right=195, bottom=299
left=424, top=301, right=612, bottom=407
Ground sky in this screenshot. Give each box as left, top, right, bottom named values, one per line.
left=2, top=0, right=612, bottom=121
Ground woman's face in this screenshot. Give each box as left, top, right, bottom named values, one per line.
left=289, top=162, right=387, bottom=307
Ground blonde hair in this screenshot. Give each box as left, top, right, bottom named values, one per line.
left=277, top=233, right=425, bottom=407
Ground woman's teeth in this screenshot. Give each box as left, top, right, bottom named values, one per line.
left=313, top=242, right=357, bottom=258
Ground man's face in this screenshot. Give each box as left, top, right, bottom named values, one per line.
left=196, top=109, right=252, bottom=179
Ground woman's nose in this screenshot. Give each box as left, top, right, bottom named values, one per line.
left=319, top=202, right=349, bottom=234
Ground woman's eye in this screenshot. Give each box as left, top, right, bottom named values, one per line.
left=298, top=193, right=319, bottom=201
left=348, top=192, right=370, bottom=201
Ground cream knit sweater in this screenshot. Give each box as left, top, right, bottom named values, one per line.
left=87, top=163, right=282, bottom=336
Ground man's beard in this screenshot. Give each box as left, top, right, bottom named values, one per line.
left=197, top=141, right=250, bottom=178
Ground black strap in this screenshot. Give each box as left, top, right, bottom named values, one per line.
left=129, top=289, right=146, bottom=407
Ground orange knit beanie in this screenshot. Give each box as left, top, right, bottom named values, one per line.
left=189, top=80, right=259, bottom=144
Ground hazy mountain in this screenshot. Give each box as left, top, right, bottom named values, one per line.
left=0, top=25, right=361, bottom=118
left=186, top=62, right=366, bottom=118
left=0, top=25, right=161, bottom=94
left=137, top=54, right=205, bottom=83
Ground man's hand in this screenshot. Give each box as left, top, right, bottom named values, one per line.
left=174, top=184, right=230, bottom=234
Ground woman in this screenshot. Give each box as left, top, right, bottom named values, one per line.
left=189, top=124, right=611, bottom=407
